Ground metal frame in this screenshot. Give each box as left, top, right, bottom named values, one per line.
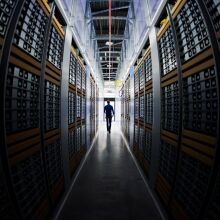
left=129, top=66, right=135, bottom=148
left=0, top=1, right=26, bottom=218
left=60, top=25, right=73, bottom=188
left=92, top=6, right=129, bottom=16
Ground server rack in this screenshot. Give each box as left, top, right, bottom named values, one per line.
left=68, top=47, right=87, bottom=178
left=0, top=1, right=98, bottom=219
left=133, top=64, right=140, bottom=157
left=2, top=2, right=64, bottom=219
left=90, top=74, right=96, bottom=141
left=125, top=76, right=131, bottom=141
left=143, top=47, right=153, bottom=177
left=120, top=84, right=125, bottom=132
left=96, top=85, right=99, bottom=132
left=131, top=46, right=153, bottom=177
left=121, top=75, right=131, bottom=144
left=171, top=2, right=218, bottom=219
left=156, top=2, right=219, bottom=220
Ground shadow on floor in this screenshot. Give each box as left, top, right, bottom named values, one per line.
left=57, top=122, right=162, bottom=220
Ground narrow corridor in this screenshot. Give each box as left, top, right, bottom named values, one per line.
left=57, top=123, right=163, bottom=220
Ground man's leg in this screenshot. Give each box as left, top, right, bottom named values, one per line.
left=106, top=117, right=109, bottom=131
left=109, top=117, right=112, bottom=131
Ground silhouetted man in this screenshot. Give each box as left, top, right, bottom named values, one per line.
left=104, top=100, right=114, bottom=133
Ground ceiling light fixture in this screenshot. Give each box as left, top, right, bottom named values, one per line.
left=105, top=41, right=113, bottom=46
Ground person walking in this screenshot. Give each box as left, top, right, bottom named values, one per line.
left=104, top=100, right=114, bottom=133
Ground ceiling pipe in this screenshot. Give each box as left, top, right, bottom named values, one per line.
left=92, top=6, right=129, bottom=16
left=92, top=16, right=127, bottom=20
left=108, top=0, right=112, bottom=83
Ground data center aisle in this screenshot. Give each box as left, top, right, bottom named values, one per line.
left=57, top=122, right=162, bottom=220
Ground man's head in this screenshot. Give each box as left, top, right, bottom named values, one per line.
left=107, top=100, right=110, bottom=104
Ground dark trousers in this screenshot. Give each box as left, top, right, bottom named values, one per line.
left=106, top=116, right=112, bottom=131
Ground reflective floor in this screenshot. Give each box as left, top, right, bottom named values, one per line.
left=57, top=122, right=162, bottom=220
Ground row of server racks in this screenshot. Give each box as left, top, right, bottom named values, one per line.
left=121, top=0, right=220, bottom=220
left=90, top=74, right=99, bottom=141
left=121, top=76, right=131, bottom=142
left=0, top=1, right=99, bottom=219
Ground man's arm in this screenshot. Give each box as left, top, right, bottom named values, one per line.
left=112, top=106, right=114, bottom=115
left=104, top=106, right=106, bottom=113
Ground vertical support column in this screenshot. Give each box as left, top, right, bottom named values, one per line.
left=95, top=82, right=98, bottom=132
left=60, top=25, right=72, bottom=188
left=39, top=3, right=55, bottom=205
left=148, top=27, right=161, bottom=188
left=86, top=66, right=91, bottom=148
left=99, top=96, right=104, bottom=122
left=129, top=67, right=135, bottom=148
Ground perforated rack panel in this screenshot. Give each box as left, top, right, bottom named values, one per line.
left=82, top=68, right=86, bottom=91
left=145, top=53, right=152, bottom=82
left=158, top=140, right=178, bottom=186
left=140, top=95, right=144, bottom=121
left=158, top=26, right=177, bottom=76
left=76, top=126, right=81, bottom=153
left=45, top=138, right=63, bottom=189
left=68, top=91, right=76, bottom=124
left=44, top=81, right=60, bottom=131
left=134, top=124, right=139, bottom=145
left=134, top=96, right=139, bottom=120
left=183, top=66, right=218, bottom=135
left=0, top=0, right=17, bottom=37
left=139, top=63, right=144, bottom=91
left=10, top=150, right=47, bottom=219
left=204, top=0, right=220, bottom=32
left=145, top=92, right=153, bottom=124
left=134, top=72, right=139, bottom=94
left=144, top=130, right=152, bottom=163
left=173, top=152, right=212, bottom=219
left=81, top=124, right=86, bottom=146
left=68, top=128, right=76, bottom=160
left=76, top=95, right=81, bottom=119
left=13, top=0, right=47, bottom=61
left=5, top=63, right=40, bottom=134
left=77, top=64, right=82, bottom=90
left=47, top=26, right=63, bottom=69
left=69, top=52, right=77, bottom=85
left=139, top=127, right=145, bottom=152
left=125, top=78, right=130, bottom=99
left=81, top=96, right=86, bottom=120
left=174, top=0, right=211, bottom=63
left=161, top=81, right=179, bottom=133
